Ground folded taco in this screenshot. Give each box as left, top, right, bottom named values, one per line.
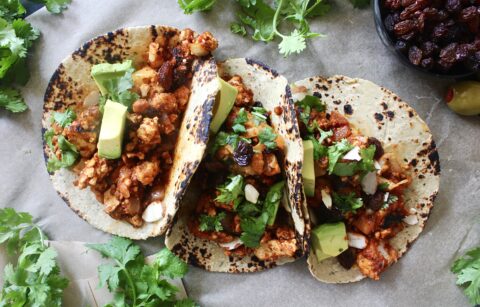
left=42, top=25, right=221, bottom=239
left=291, top=76, right=440, bottom=282
left=165, top=58, right=308, bottom=272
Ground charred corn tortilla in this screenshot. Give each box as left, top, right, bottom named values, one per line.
left=293, top=76, right=440, bottom=283
left=42, top=25, right=220, bottom=240
left=165, top=58, right=308, bottom=272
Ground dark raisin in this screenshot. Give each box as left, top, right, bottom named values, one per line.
left=384, top=0, right=402, bottom=10
left=459, top=6, right=479, bottom=22
left=422, top=41, right=439, bottom=56
left=382, top=214, right=405, bottom=228
left=440, top=42, right=459, bottom=63
left=233, top=140, right=253, bottom=167
left=423, top=7, right=438, bottom=19
left=456, top=44, right=472, bottom=61
left=445, top=0, right=462, bottom=13
left=365, top=191, right=386, bottom=211
left=394, top=19, right=417, bottom=35
left=421, top=57, right=435, bottom=69
left=437, top=58, right=455, bottom=70
left=409, top=45, right=423, bottom=65
left=158, top=60, right=175, bottom=91
left=337, top=248, right=356, bottom=269
left=173, top=64, right=189, bottom=89
left=367, top=137, right=385, bottom=159
left=384, top=14, right=396, bottom=32
left=400, top=0, right=428, bottom=20
left=395, top=40, right=409, bottom=53
left=432, top=23, right=449, bottom=40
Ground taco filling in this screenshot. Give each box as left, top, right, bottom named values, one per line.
left=292, top=86, right=417, bottom=280
left=187, top=75, right=298, bottom=261
left=44, top=29, right=218, bottom=227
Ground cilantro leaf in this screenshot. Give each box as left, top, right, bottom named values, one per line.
left=215, top=175, right=245, bottom=205
left=178, top=0, right=217, bottom=14
left=232, top=107, right=248, bottom=133
left=199, top=212, right=226, bottom=232
left=264, top=181, right=284, bottom=225
left=0, top=208, right=68, bottom=307
left=37, top=0, right=72, bottom=14
left=451, top=247, right=480, bottom=305
left=155, top=248, right=189, bottom=279
left=296, top=95, right=326, bottom=132
left=230, top=22, right=247, bottom=36
left=46, top=135, right=79, bottom=172
left=0, top=87, right=27, bottom=112
left=87, top=238, right=194, bottom=306
left=0, top=1, right=26, bottom=21
left=278, top=29, right=306, bottom=56
left=240, top=212, right=269, bottom=248
left=51, top=108, right=76, bottom=128
left=327, top=139, right=353, bottom=174
left=378, top=182, right=389, bottom=191
left=258, top=126, right=278, bottom=149
left=332, top=192, right=363, bottom=213
left=307, top=129, right=332, bottom=160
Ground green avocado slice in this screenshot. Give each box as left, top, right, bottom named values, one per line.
left=303, top=140, right=315, bottom=197
left=210, top=78, right=238, bottom=133
left=97, top=100, right=127, bottom=159
left=311, top=222, right=348, bottom=262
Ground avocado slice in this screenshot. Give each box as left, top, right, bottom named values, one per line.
left=311, top=222, right=348, bottom=262
left=265, top=181, right=285, bottom=226
left=303, top=140, right=315, bottom=197
left=210, top=78, right=238, bottom=133
left=91, top=60, right=134, bottom=96
left=97, top=100, right=128, bottom=159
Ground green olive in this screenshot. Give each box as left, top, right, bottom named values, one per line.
left=445, top=81, right=480, bottom=116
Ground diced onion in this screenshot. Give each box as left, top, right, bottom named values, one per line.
left=292, top=91, right=307, bottom=103
left=384, top=192, right=390, bottom=203
left=142, top=203, right=164, bottom=222
left=347, top=232, right=367, bottom=249
left=409, top=208, right=417, bottom=214
left=361, top=171, right=377, bottom=195
left=84, top=90, right=100, bottom=106
left=321, top=189, right=332, bottom=209
left=245, top=184, right=259, bottom=204
left=343, top=147, right=361, bottom=161
left=403, top=215, right=419, bottom=225
left=378, top=242, right=390, bottom=260
left=219, top=238, right=243, bottom=250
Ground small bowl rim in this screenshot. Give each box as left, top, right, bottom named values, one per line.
left=372, top=0, right=477, bottom=80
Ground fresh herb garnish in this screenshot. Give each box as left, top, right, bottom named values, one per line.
left=296, top=95, right=326, bottom=132
left=451, top=246, right=480, bottom=305
left=331, top=145, right=377, bottom=176
left=210, top=131, right=251, bottom=156
left=332, top=192, right=363, bottom=213
left=199, top=212, right=226, bottom=232
left=232, top=107, right=248, bottom=133
left=263, top=181, right=284, bottom=226
left=52, top=108, right=76, bottom=128
left=0, top=208, right=69, bottom=306
left=178, top=0, right=331, bottom=57
left=240, top=212, right=269, bottom=248
left=378, top=182, right=389, bottom=191
left=259, top=126, right=278, bottom=149
left=327, top=139, right=353, bottom=174
left=215, top=175, right=245, bottom=206
left=45, top=133, right=79, bottom=172
left=0, top=1, right=69, bottom=113
left=307, top=129, right=332, bottom=160
left=86, top=237, right=196, bottom=307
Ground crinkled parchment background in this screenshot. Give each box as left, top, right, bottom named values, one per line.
left=0, top=0, right=479, bottom=306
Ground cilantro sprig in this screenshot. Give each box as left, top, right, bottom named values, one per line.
left=199, top=212, right=226, bottom=232
left=86, top=237, right=197, bottom=307
left=332, top=192, right=363, bottom=214
left=0, top=208, right=69, bottom=307
left=0, top=0, right=70, bottom=113
left=215, top=175, right=245, bottom=206
left=258, top=126, right=278, bottom=149
left=452, top=246, right=480, bottom=305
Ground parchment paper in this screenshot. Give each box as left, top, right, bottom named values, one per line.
left=0, top=0, right=478, bottom=306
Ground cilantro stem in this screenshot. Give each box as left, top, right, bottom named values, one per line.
left=115, top=259, right=137, bottom=306
left=272, top=0, right=286, bottom=38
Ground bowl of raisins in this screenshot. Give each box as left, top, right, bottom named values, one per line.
left=374, top=0, right=480, bottom=78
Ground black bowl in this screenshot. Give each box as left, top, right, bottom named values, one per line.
left=372, top=0, right=477, bottom=80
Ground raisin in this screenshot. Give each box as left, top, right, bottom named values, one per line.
left=394, top=19, right=417, bottom=35
left=423, top=7, right=439, bottom=19
left=445, top=0, right=462, bottom=13
left=432, top=23, right=449, bottom=40
left=384, top=14, right=396, bottom=32
left=409, top=45, right=424, bottom=65
left=456, top=43, right=473, bottom=61
left=337, top=248, right=356, bottom=270
left=421, top=57, right=435, bottom=69
left=365, top=191, right=386, bottom=211
left=233, top=140, right=253, bottom=167
left=422, top=41, right=439, bottom=56
left=459, top=6, right=479, bottom=22
left=395, top=40, right=409, bottom=53
left=367, top=137, right=385, bottom=159
left=158, top=60, right=175, bottom=91
left=440, top=42, right=459, bottom=63
left=384, top=0, right=402, bottom=9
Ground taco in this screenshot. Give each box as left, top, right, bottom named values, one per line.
left=291, top=76, right=440, bottom=282
left=42, top=25, right=220, bottom=239
left=165, top=58, right=308, bottom=272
